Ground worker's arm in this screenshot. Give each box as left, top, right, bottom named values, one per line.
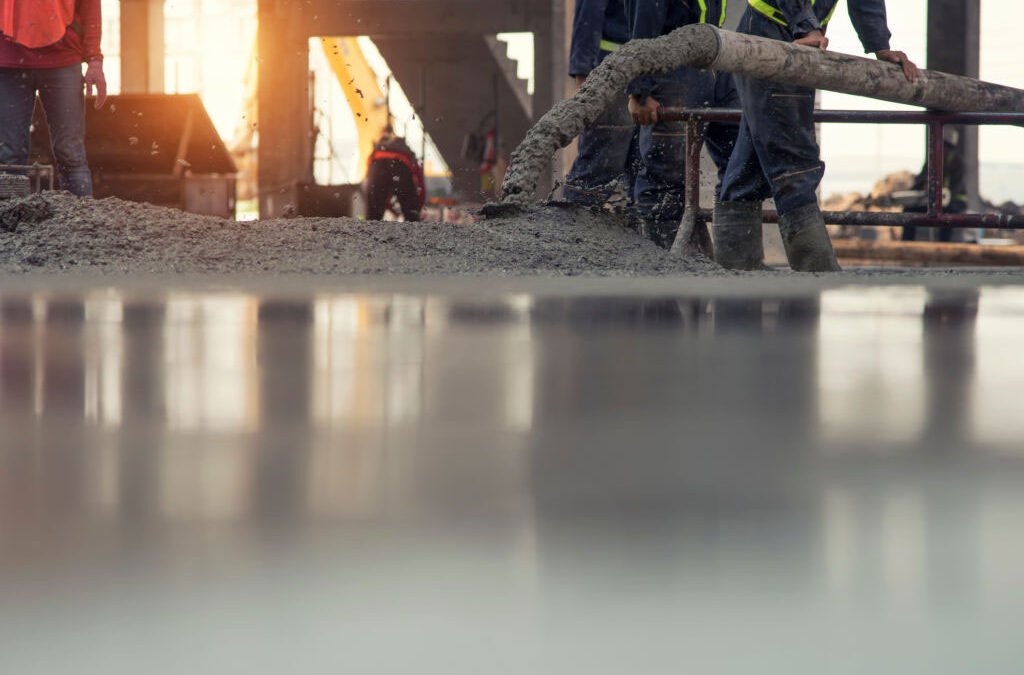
left=625, top=0, right=670, bottom=121
left=849, top=0, right=918, bottom=82
left=570, top=0, right=611, bottom=88
left=79, top=0, right=106, bottom=108
left=770, top=0, right=823, bottom=40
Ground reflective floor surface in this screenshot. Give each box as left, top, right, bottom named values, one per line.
left=2, top=285, right=1023, bottom=673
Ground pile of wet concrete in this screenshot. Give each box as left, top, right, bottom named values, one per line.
left=0, top=192, right=722, bottom=276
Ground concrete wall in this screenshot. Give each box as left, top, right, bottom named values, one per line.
left=254, top=0, right=569, bottom=215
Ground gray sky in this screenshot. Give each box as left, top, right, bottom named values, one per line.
left=821, top=0, right=1024, bottom=199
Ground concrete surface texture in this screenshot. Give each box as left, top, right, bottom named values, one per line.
left=0, top=192, right=723, bottom=275
left=2, top=282, right=1024, bottom=673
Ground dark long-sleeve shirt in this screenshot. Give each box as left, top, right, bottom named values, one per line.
left=569, top=0, right=630, bottom=77
left=755, top=0, right=891, bottom=53
left=0, top=0, right=103, bottom=69
left=625, top=0, right=726, bottom=98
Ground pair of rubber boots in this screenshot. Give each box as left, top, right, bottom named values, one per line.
left=712, top=201, right=841, bottom=272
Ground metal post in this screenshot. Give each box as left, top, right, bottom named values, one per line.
left=671, top=117, right=712, bottom=257
left=926, top=120, right=945, bottom=219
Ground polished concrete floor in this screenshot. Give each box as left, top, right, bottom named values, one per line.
left=2, top=284, right=1023, bottom=673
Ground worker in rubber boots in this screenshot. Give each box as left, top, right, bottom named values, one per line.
left=625, top=0, right=739, bottom=248
left=364, top=126, right=425, bottom=222
left=0, top=0, right=107, bottom=197
left=714, top=0, right=918, bottom=271
left=563, top=0, right=638, bottom=208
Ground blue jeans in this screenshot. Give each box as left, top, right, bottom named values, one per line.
left=0, top=64, right=93, bottom=197
left=564, top=52, right=639, bottom=207
left=719, top=8, right=822, bottom=216
left=634, top=67, right=739, bottom=237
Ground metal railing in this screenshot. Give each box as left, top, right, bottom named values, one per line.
left=0, top=163, right=56, bottom=193
left=659, top=108, right=1024, bottom=231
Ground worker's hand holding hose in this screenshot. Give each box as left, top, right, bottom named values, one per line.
left=85, top=60, right=108, bottom=109
left=575, top=74, right=588, bottom=92
left=629, top=94, right=661, bottom=125
left=876, top=49, right=920, bottom=83
left=793, top=29, right=829, bottom=51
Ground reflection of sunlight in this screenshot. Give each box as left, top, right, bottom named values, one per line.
left=880, top=490, right=927, bottom=612
left=817, top=288, right=927, bottom=446
left=502, top=295, right=535, bottom=432
left=83, top=292, right=124, bottom=428
left=979, top=488, right=1024, bottom=606
left=164, top=294, right=259, bottom=432
left=159, top=440, right=252, bottom=520
left=823, top=488, right=858, bottom=597
left=311, top=297, right=371, bottom=427
left=971, top=289, right=1024, bottom=449
left=32, top=297, right=47, bottom=418
left=823, top=486, right=928, bottom=612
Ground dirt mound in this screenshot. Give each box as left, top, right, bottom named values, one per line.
left=0, top=192, right=722, bottom=276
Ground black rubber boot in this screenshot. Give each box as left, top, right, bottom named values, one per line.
left=778, top=203, right=842, bottom=272
left=712, top=200, right=764, bottom=270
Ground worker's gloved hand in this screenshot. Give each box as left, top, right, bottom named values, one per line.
left=85, top=60, right=108, bottom=109
left=793, top=30, right=828, bottom=51
left=629, top=94, right=661, bottom=125
left=575, top=74, right=587, bottom=93
left=876, top=49, right=919, bottom=83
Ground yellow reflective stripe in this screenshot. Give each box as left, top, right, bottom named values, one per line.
left=697, top=0, right=708, bottom=23
left=748, top=0, right=836, bottom=28
left=821, top=1, right=837, bottom=25
left=748, top=0, right=787, bottom=25
left=599, top=39, right=621, bottom=52
left=720, top=0, right=728, bottom=27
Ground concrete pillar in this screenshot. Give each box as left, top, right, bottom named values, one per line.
left=927, top=0, right=981, bottom=211
left=119, top=0, right=165, bottom=93
left=532, top=0, right=569, bottom=197
left=257, top=0, right=312, bottom=218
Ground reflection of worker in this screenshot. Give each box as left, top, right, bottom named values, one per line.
left=563, top=0, right=637, bottom=208
left=902, top=127, right=967, bottom=243
left=716, top=0, right=918, bottom=271
left=0, top=0, right=107, bottom=197
left=626, top=0, right=738, bottom=248
left=365, top=126, right=424, bottom=222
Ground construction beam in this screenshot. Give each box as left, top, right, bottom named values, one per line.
left=119, top=0, right=165, bottom=93
left=297, top=0, right=535, bottom=37
left=928, top=0, right=981, bottom=214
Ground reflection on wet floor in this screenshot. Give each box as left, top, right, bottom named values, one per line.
left=1, top=287, right=1023, bottom=673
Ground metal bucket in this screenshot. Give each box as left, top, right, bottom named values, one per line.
left=0, top=173, right=31, bottom=200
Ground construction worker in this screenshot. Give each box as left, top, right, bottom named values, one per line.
left=626, top=0, right=739, bottom=248
left=0, top=0, right=107, bottom=197
left=563, top=0, right=637, bottom=208
left=364, top=126, right=424, bottom=222
left=715, top=0, right=918, bottom=270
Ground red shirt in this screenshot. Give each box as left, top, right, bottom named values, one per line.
left=0, top=0, right=102, bottom=69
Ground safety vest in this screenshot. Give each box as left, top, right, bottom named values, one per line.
left=601, top=0, right=727, bottom=53
left=0, top=0, right=75, bottom=49
left=748, top=0, right=838, bottom=28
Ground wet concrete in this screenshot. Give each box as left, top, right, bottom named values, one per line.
left=2, top=282, right=1024, bottom=673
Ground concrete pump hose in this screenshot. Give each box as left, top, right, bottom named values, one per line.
left=501, top=24, right=1024, bottom=206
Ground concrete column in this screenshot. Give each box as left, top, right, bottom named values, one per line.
left=119, top=0, right=165, bottom=93
left=532, top=0, right=569, bottom=197
left=257, top=0, right=312, bottom=218
left=927, top=0, right=981, bottom=211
